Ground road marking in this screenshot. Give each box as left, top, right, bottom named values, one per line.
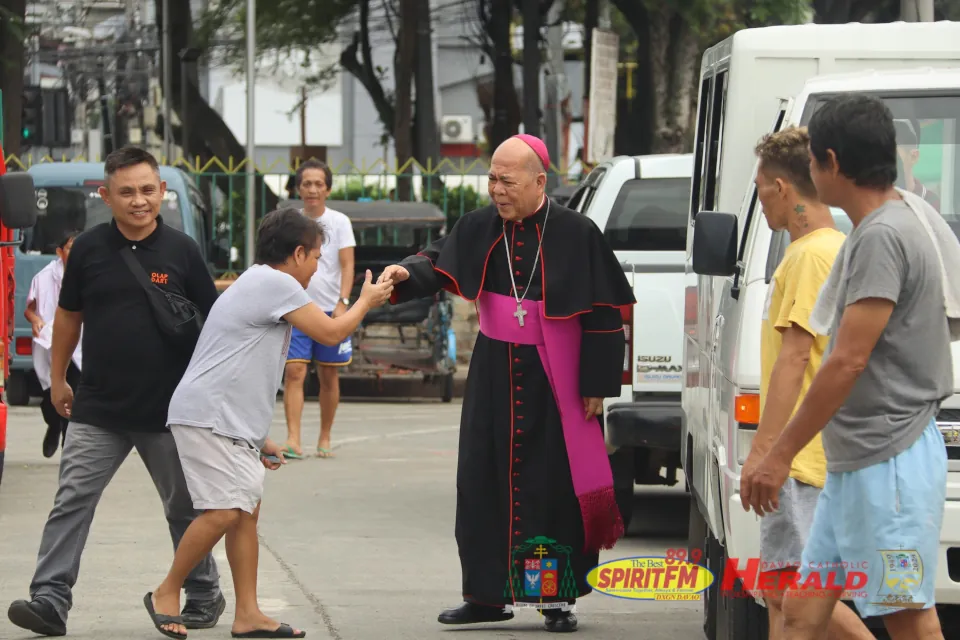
left=332, top=425, right=459, bottom=450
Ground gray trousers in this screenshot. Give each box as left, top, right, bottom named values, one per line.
left=29, top=422, right=222, bottom=621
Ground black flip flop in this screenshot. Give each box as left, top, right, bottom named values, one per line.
left=144, top=592, right=188, bottom=640
left=231, top=623, right=306, bottom=638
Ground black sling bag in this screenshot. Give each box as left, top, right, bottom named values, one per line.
left=119, top=245, right=205, bottom=351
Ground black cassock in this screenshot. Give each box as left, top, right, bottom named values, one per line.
left=391, top=197, right=635, bottom=607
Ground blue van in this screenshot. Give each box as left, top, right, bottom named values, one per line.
left=8, top=162, right=216, bottom=405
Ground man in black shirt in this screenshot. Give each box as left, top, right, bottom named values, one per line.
left=7, top=147, right=225, bottom=637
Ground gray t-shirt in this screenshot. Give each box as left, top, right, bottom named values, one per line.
left=822, top=200, right=952, bottom=472
left=167, top=265, right=313, bottom=448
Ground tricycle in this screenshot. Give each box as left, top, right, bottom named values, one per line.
left=282, top=199, right=457, bottom=402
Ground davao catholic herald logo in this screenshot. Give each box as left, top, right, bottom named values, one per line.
left=586, top=549, right=714, bottom=601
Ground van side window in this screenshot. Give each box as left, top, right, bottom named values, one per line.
left=703, top=70, right=728, bottom=213
left=691, top=70, right=728, bottom=219
left=605, top=178, right=691, bottom=251
left=690, top=78, right=711, bottom=219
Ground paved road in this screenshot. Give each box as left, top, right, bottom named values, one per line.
left=0, top=399, right=703, bottom=639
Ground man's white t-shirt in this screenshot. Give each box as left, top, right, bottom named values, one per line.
left=305, top=207, right=356, bottom=312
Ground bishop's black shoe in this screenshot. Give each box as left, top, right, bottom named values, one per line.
left=437, top=601, right=514, bottom=625
left=543, top=609, right=578, bottom=633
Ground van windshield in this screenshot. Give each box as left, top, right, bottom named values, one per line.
left=605, top=177, right=691, bottom=251
left=802, top=92, right=960, bottom=237
left=20, top=184, right=183, bottom=254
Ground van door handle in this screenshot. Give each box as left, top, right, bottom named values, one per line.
left=712, top=314, right=724, bottom=351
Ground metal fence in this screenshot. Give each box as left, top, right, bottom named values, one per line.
left=4, top=154, right=577, bottom=275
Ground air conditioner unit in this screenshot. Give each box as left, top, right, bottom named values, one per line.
left=441, top=115, right=473, bottom=143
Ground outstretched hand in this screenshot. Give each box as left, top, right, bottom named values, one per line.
left=378, top=264, right=409, bottom=285
left=359, top=269, right=394, bottom=308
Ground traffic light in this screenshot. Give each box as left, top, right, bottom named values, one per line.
left=21, top=85, right=42, bottom=147
left=20, top=86, right=70, bottom=149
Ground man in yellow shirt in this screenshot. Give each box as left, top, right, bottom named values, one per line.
left=742, top=127, right=872, bottom=640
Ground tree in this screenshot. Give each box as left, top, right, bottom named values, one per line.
left=0, top=1, right=27, bottom=156
left=200, top=0, right=430, bottom=175
left=812, top=0, right=960, bottom=21
left=602, top=0, right=808, bottom=156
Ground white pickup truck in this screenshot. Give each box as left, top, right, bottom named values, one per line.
left=566, top=153, right=694, bottom=527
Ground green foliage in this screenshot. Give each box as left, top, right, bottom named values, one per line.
left=328, top=178, right=391, bottom=202
left=195, top=0, right=356, bottom=87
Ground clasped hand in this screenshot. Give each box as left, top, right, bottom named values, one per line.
left=358, top=269, right=395, bottom=308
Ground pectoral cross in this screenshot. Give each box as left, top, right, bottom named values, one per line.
left=514, top=303, right=527, bottom=327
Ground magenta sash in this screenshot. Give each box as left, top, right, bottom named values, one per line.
left=476, top=291, right=624, bottom=552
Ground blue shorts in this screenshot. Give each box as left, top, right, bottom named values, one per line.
left=286, top=315, right=352, bottom=366
left=798, top=417, right=946, bottom=618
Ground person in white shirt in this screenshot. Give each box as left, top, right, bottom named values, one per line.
left=282, top=160, right=357, bottom=459
left=25, top=230, right=83, bottom=458
left=144, top=207, right=393, bottom=639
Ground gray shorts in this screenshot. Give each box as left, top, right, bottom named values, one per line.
left=169, top=424, right=265, bottom=515
left=759, top=477, right=821, bottom=572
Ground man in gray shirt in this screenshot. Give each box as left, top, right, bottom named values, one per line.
left=742, top=94, right=950, bottom=640
left=142, top=208, right=393, bottom=640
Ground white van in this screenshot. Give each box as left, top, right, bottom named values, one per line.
left=681, top=22, right=960, bottom=640
left=566, top=154, right=694, bottom=527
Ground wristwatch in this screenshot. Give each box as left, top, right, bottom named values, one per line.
left=340, top=297, right=350, bottom=306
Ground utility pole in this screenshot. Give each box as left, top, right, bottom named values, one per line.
left=245, top=0, right=256, bottom=269
left=162, top=0, right=171, bottom=160
left=300, top=85, right=306, bottom=149
left=522, top=0, right=540, bottom=138
left=543, top=0, right=565, bottom=190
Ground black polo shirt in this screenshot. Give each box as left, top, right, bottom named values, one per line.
left=58, top=216, right=219, bottom=433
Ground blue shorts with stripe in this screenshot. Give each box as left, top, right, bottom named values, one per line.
left=798, top=417, right=946, bottom=618
left=286, top=313, right=352, bottom=366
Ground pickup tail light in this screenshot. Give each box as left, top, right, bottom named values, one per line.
left=15, top=336, right=31, bottom=356
left=621, top=305, right=633, bottom=385
left=735, top=393, right=760, bottom=465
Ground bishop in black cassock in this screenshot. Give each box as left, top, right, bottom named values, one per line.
left=379, top=135, right=636, bottom=633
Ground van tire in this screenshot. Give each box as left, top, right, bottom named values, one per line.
left=688, top=498, right=716, bottom=640
left=615, top=486, right=634, bottom=532
left=609, top=447, right=635, bottom=532
left=6, top=371, right=29, bottom=406
left=712, top=529, right=768, bottom=640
